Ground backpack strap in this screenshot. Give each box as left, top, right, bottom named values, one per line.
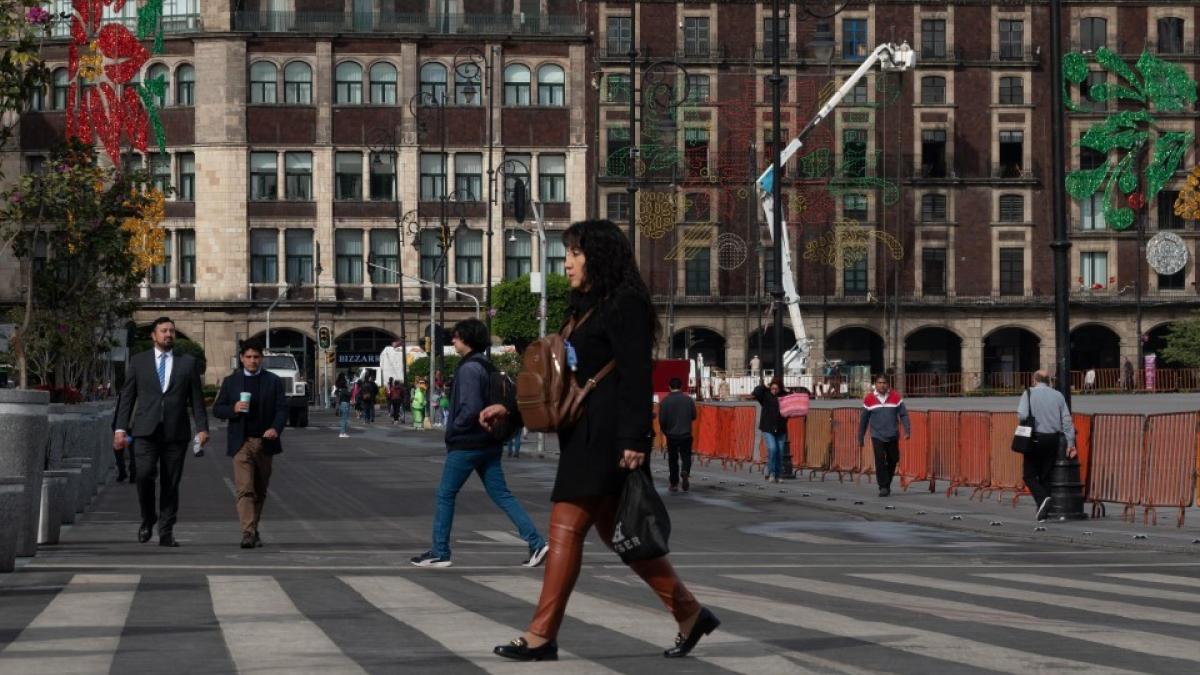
left=561, top=308, right=596, bottom=339
left=587, top=360, right=617, bottom=388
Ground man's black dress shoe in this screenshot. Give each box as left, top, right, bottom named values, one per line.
left=663, top=607, right=720, bottom=658
left=159, top=534, right=180, bottom=547
left=137, top=526, right=152, bottom=543
left=494, top=637, right=558, bottom=661
left=253, top=532, right=263, bottom=548
left=240, top=534, right=255, bottom=549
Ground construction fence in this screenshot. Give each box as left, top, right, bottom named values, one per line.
left=652, top=402, right=1200, bottom=527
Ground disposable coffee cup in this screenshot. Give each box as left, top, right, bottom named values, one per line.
left=240, top=392, right=252, bottom=402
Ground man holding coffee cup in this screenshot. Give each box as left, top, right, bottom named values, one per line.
left=213, top=339, right=288, bottom=548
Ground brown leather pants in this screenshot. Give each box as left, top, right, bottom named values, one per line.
left=527, top=496, right=701, bottom=640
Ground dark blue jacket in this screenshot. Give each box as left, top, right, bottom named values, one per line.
left=212, top=369, right=288, bottom=456
left=444, top=352, right=497, bottom=450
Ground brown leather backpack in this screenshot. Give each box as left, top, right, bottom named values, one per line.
left=516, top=308, right=616, bottom=432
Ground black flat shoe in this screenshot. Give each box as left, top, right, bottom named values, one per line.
left=664, top=607, right=720, bottom=658
left=137, top=526, right=152, bottom=543
left=159, top=534, right=180, bottom=548
left=494, top=637, right=558, bottom=662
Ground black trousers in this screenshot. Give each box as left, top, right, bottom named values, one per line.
left=871, top=437, right=900, bottom=488
left=114, top=443, right=137, bottom=478
left=1023, top=433, right=1061, bottom=507
left=666, top=436, right=693, bottom=486
left=133, top=433, right=188, bottom=535
left=390, top=400, right=405, bottom=421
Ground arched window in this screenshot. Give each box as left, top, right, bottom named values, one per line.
left=920, top=76, right=945, bottom=104
left=249, top=61, right=277, bottom=104
left=537, top=64, right=564, bottom=106
left=147, top=63, right=170, bottom=108
left=1080, top=17, right=1106, bottom=52
left=335, top=61, right=363, bottom=104
left=284, top=62, right=312, bottom=104
left=51, top=68, right=70, bottom=110
left=504, top=64, right=531, bottom=106
left=419, top=62, right=446, bottom=103
left=999, top=194, right=1024, bottom=222
left=921, top=193, right=947, bottom=222
left=175, top=64, right=194, bottom=106
left=369, top=62, right=397, bottom=104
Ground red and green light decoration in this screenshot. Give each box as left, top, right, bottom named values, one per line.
left=64, top=0, right=168, bottom=167
left=1064, top=48, right=1198, bottom=231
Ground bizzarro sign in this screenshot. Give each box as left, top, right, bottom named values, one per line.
left=336, top=352, right=381, bottom=366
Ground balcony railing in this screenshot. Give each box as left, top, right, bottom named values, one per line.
left=50, top=14, right=202, bottom=38
left=232, top=11, right=585, bottom=35
left=597, top=44, right=633, bottom=60
left=992, top=162, right=1037, bottom=180
left=992, top=45, right=1039, bottom=63
left=675, top=46, right=728, bottom=62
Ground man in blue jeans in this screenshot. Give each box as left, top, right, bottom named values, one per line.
left=411, top=318, right=549, bottom=568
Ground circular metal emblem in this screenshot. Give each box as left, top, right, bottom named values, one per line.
left=716, top=233, right=748, bottom=271
left=1146, top=231, right=1189, bottom=276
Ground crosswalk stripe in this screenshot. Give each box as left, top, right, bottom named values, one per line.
left=685, top=581, right=1143, bottom=675
left=475, top=530, right=528, bottom=545
left=856, top=573, right=1200, bottom=628
left=0, top=574, right=139, bottom=675
left=468, top=575, right=872, bottom=675
left=732, top=574, right=1200, bottom=664
left=1101, top=573, right=1200, bottom=589
left=340, top=575, right=617, bottom=674
left=978, top=573, right=1200, bottom=604
left=208, top=575, right=366, bottom=674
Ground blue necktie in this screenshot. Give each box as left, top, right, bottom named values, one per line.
left=157, top=353, right=167, bottom=392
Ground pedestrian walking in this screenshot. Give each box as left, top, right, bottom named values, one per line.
left=113, top=316, right=209, bottom=547
left=388, top=379, right=406, bottom=425
left=334, top=374, right=352, bottom=438
left=411, top=379, right=426, bottom=429
left=1122, top=357, right=1135, bottom=392
left=438, top=389, right=451, bottom=429
left=350, top=379, right=362, bottom=419
left=505, top=426, right=525, bottom=458
left=212, top=340, right=287, bottom=549
left=483, top=219, right=718, bottom=662
left=857, top=375, right=911, bottom=497
left=751, top=377, right=789, bottom=483
left=1017, top=370, right=1078, bottom=522
left=410, top=318, right=548, bottom=569
left=658, top=377, right=696, bottom=492
left=359, top=372, right=379, bottom=424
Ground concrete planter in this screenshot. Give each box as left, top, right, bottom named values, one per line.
left=0, top=476, right=26, bottom=572
left=58, top=467, right=81, bottom=524
left=38, top=470, right=70, bottom=545
left=0, top=389, right=50, bottom=557
left=62, top=458, right=94, bottom=513
left=46, top=403, right=68, bottom=469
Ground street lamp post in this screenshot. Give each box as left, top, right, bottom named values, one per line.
left=409, top=88, right=449, bottom=405
left=367, top=129, right=414, bottom=385
left=451, top=46, right=496, bottom=328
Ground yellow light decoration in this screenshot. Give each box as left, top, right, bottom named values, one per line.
left=663, top=227, right=714, bottom=262
left=78, top=41, right=104, bottom=82
left=637, top=190, right=678, bottom=240
left=121, top=188, right=167, bottom=274
left=1175, top=166, right=1200, bottom=221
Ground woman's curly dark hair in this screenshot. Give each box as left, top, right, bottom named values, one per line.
left=564, top=219, right=660, bottom=340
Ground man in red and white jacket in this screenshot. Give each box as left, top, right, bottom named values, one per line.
left=858, top=375, right=911, bottom=497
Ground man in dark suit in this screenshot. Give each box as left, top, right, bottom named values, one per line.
left=113, top=316, right=209, bottom=547
left=212, top=339, right=287, bottom=548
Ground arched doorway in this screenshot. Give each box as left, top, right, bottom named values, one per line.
left=904, top=327, right=963, bottom=394
left=825, top=327, right=884, bottom=374
left=1145, top=323, right=1183, bottom=369
left=246, top=328, right=315, bottom=400
left=746, top=324, right=796, bottom=374
left=983, top=327, right=1040, bottom=389
left=334, top=328, right=398, bottom=381
left=670, top=327, right=727, bottom=369
left=1069, top=324, right=1120, bottom=370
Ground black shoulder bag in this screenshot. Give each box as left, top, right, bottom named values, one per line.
left=1011, top=387, right=1036, bottom=454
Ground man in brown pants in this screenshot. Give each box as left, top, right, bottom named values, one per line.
left=213, top=340, right=288, bottom=548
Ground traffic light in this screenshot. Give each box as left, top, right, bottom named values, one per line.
left=318, top=326, right=331, bottom=350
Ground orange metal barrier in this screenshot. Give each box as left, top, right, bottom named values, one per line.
left=692, top=405, right=722, bottom=466
left=897, top=411, right=930, bottom=490
left=651, top=404, right=666, bottom=455
left=1140, top=412, right=1198, bottom=526
left=951, top=412, right=991, bottom=497
left=928, top=411, right=959, bottom=494
left=1072, top=412, right=1093, bottom=487
left=786, top=416, right=806, bottom=469
left=829, top=407, right=861, bottom=482
left=804, top=409, right=833, bottom=476
left=985, top=412, right=1028, bottom=505
left=724, top=405, right=760, bottom=470
left=1086, top=414, right=1145, bottom=521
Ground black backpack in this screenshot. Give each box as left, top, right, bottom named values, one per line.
left=475, top=356, right=521, bottom=442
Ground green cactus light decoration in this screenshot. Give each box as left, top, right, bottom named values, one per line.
left=1063, top=48, right=1197, bottom=231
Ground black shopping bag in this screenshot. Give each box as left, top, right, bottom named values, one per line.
left=612, top=470, right=671, bottom=563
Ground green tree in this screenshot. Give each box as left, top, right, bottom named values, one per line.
left=406, top=355, right=462, bottom=381
left=0, top=1, right=53, bottom=179
left=1160, top=317, right=1200, bottom=368
left=491, top=274, right=570, bottom=350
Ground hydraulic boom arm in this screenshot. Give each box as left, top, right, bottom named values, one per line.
left=755, top=41, right=915, bottom=376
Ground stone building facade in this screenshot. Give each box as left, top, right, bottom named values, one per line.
left=4, top=1, right=1200, bottom=392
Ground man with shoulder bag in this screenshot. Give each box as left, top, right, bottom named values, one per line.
left=1015, top=370, right=1078, bottom=522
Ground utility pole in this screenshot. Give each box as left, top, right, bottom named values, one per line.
left=626, top=0, right=638, bottom=242
left=312, top=243, right=323, bottom=407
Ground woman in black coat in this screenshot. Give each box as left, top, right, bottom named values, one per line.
left=751, top=377, right=789, bottom=483
left=485, top=219, right=719, bottom=662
